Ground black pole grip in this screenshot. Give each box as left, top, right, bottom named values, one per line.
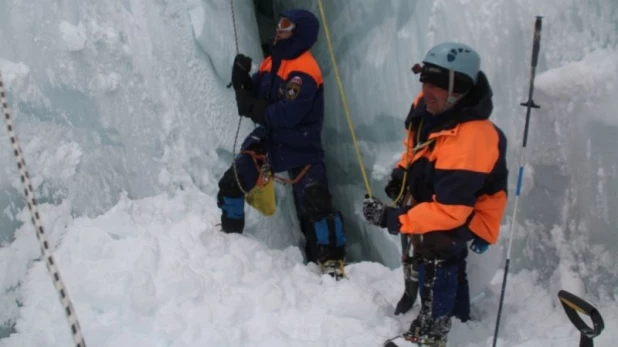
left=558, top=290, right=605, bottom=347
left=531, top=16, right=543, bottom=68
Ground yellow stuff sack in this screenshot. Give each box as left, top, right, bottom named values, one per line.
left=245, top=179, right=276, bottom=216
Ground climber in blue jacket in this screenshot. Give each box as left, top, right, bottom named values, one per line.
left=217, top=9, right=347, bottom=279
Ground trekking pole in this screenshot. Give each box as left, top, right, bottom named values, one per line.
left=492, top=16, right=543, bottom=347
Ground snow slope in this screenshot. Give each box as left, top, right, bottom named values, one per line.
left=2, top=191, right=616, bottom=346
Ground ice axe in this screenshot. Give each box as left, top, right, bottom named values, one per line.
left=558, top=290, right=604, bottom=347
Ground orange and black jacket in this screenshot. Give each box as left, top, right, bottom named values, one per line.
left=395, top=71, right=508, bottom=245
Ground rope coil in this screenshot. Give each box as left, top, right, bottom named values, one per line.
left=0, top=72, right=86, bottom=346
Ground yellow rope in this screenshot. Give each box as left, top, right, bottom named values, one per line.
left=316, top=0, right=373, bottom=198
left=391, top=120, right=434, bottom=206
left=391, top=123, right=413, bottom=207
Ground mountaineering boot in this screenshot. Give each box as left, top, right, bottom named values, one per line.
left=217, top=193, right=245, bottom=233
left=319, top=259, right=345, bottom=280
left=383, top=333, right=445, bottom=347
left=307, top=210, right=346, bottom=280
left=395, top=261, right=419, bottom=315
left=395, top=258, right=456, bottom=347
left=383, top=316, right=449, bottom=347
left=220, top=211, right=244, bottom=233
left=400, top=314, right=449, bottom=347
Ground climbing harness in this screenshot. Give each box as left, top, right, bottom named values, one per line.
left=391, top=119, right=434, bottom=207
left=0, top=72, right=86, bottom=346
left=243, top=151, right=310, bottom=186
left=392, top=118, right=435, bottom=264
left=241, top=150, right=311, bottom=216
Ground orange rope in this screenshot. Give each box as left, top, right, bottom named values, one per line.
left=242, top=150, right=311, bottom=187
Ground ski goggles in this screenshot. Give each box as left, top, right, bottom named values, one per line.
left=413, top=63, right=473, bottom=93
left=277, top=17, right=296, bottom=32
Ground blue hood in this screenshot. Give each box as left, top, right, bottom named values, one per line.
left=273, top=9, right=319, bottom=60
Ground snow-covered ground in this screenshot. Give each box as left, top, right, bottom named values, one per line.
left=2, top=191, right=616, bottom=346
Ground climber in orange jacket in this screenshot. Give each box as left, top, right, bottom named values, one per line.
left=362, top=42, right=508, bottom=345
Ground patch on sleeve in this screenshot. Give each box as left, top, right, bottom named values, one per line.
left=285, top=76, right=303, bottom=100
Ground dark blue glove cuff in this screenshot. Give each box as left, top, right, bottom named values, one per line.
left=250, top=99, right=267, bottom=124
left=240, top=135, right=263, bottom=152
left=240, top=126, right=267, bottom=152
left=384, top=207, right=404, bottom=235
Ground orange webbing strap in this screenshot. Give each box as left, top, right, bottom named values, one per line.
left=241, top=150, right=269, bottom=188
left=241, top=150, right=311, bottom=187
left=242, top=150, right=265, bottom=170
left=273, top=165, right=311, bottom=185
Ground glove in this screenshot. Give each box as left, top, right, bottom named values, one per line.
left=362, top=196, right=403, bottom=235
left=383, top=206, right=404, bottom=235
left=240, top=127, right=267, bottom=153
left=470, top=237, right=490, bottom=254
left=231, top=54, right=253, bottom=91
left=385, top=167, right=405, bottom=202
left=235, top=90, right=267, bottom=124
left=240, top=135, right=264, bottom=153
left=362, top=196, right=386, bottom=227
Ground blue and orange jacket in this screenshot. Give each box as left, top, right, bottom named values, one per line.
left=246, top=9, right=324, bottom=172
left=395, top=72, right=508, bottom=245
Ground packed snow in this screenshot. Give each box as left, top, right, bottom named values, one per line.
left=3, top=192, right=616, bottom=346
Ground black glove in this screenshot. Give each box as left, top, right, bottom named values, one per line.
left=383, top=206, right=404, bottom=235
left=385, top=167, right=405, bottom=202
left=362, top=195, right=387, bottom=227
left=362, top=195, right=404, bottom=235
left=235, top=90, right=267, bottom=124
left=231, top=54, right=253, bottom=91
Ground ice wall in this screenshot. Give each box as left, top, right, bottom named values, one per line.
left=0, top=1, right=226, bottom=224
left=0, top=0, right=271, bottom=334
